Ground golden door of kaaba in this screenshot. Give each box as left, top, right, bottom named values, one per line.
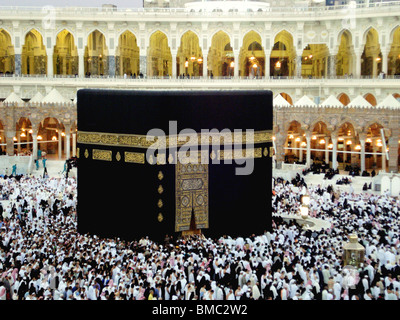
left=175, top=153, right=209, bottom=232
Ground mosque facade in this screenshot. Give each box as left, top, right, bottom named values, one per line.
left=0, top=0, right=399, bottom=172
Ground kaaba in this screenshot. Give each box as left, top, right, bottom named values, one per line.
left=77, top=89, right=273, bottom=243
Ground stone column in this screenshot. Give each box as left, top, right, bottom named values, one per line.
left=58, top=130, right=62, bottom=160
left=296, top=54, right=302, bottom=78
left=234, top=51, right=239, bottom=78
left=15, top=54, right=21, bottom=76
left=388, top=130, right=399, bottom=173
left=360, top=137, right=366, bottom=173
left=107, top=55, right=116, bottom=76
left=66, top=131, right=71, bottom=160
left=139, top=50, right=147, bottom=77
left=299, top=139, right=304, bottom=162
left=72, top=131, right=77, bottom=157
left=355, top=52, right=362, bottom=78
left=5, top=130, right=15, bottom=156
left=381, top=50, right=388, bottom=76
left=325, top=136, right=330, bottom=164
left=328, top=55, right=336, bottom=78
left=16, top=131, right=21, bottom=154
left=382, top=148, right=387, bottom=172
left=332, top=134, right=338, bottom=170
left=202, top=54, right=208, bottom=78
left=171, top=52, right=177, bottom=78
left=32, top=133, right=38, bottom=161
left=372, top=54, right=378, bottom=77
left=274, top=132, right=286, bottom=169
left=78, top=50, right=84, bottom=77
left=305, top=132, right=312, bottom=167
left=264, top=54, right=270, bottom=79
left=47, top=52, right=53, bottom=77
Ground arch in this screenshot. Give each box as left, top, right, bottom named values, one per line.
left=336, top=29, right=355, bottom=76
left=84, top=30, right=108, bottom=76
left=54, top=29, right=78, bottom=75
left=361, top=27, right=382, bottom=77
left=38, top=117, right=66, bottom=159
left=177, top=30, right=203, bottom=77
left=285, top=120, right=305, bottom=163
left=239, top=30, right=265, bottom=78
left=271, top=29, right=295, bottom=49
left=270, top=30, right=295, bottom=77
left=0, top=28, right=15, bottom=74
left=363, top=93, right=377, bottom=106
left=388, top=26, right=400, bottom=76
left=207, top=30, right=233, bottom=77
left=337, top=28, right=353, bottom=46
left=147, top=30, right=172, bottom=77
left=337, top=93, right=350, bottom=106
left=279, top=92, right=293, bottom=104
left=300, top=43, right=329, bottom=78
left=364, top=122, right=386, bottom=171
left=116, top=28, right=139, bottom=42
left=21, top=29, right=47, bottom=75
left=15, top=117, right=33, bottom=155
left=209, top=29, right=233, bottom=43
left=177, top=29, right=201, bottom=45
left=117, top=30, right=140, bottom=77
left=337, top=120, right=359, bottom=135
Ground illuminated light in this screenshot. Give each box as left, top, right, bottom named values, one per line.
left=346, top=140, right=352, bottom=145
left=37, top=135, right=43, bottom=140
left=300, top=142, right=307, bottom=147
left=20, top=132, right=26, bottom=138
left=302, top=195, right=310, bottom=206
left=375, top=57, right=381, bottom=61
left=312, top=135, right=317, bottom=140
left=249, top=56, right=255, bottom=61
left=272, top=136, right=276, bottom=141
left=328, top=143, right=333, bottom=149
left=52, top=136, right=57, bottom=141
left=309, top=55, right=313, bottom=59
left=197, top=58, right=203, bottom=63
left=13, top=137, right=17, bottom=141
left=377, top=142, right=383, bottom=147
left=275, top=60, right=281, bottom=69
left=295, top=137, right=301, bottom=142
left=355, top=145, right=361, bottom=150
left=289, top=134, right=294, bottom=139
left=366, top=138, right=372, bottom=143
left=230, top=61, right=234, bottom=68
left=28, top=129, right=33, bottom=134
left=252, top=63, right=257, bottom=69
left=319, top=139, right=326, bottom=144
left=184, top=60, right=189, bottom=68
left=61, top=132, right=66, bottom=137
left=190, top=55, right=196, bottom=61
left=338, top=137, right=344, bottom=141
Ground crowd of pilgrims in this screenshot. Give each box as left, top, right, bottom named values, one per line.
left=1, top=172, right=400, bottom=301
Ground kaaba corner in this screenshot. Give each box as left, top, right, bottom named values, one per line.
left=77, top=89, right=273, bottom=242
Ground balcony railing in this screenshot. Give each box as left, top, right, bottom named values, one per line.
left=0, top=1, right=399, bottom=18
left=0, top=73, right=399, bottom=81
